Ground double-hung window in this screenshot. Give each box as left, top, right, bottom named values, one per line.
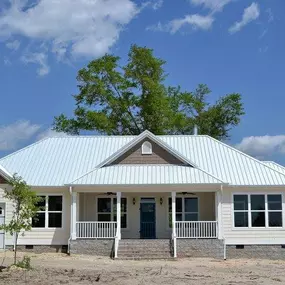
left=32, top=195, right=63, bottom=228
left=168, top=197, right=198, bottom=227
left=97, top=197, right=127, bottom=228
left=233, top=194, right=283, bottom=228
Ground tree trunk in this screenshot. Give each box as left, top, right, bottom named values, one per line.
left=14, top=232, right=18, bottom=265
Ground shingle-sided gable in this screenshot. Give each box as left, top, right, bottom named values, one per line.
left=109, top=138, right=187, bottom=166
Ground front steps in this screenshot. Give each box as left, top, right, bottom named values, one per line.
left=117, top=239, right=173, bottom=260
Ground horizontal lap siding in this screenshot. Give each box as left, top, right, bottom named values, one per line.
left=222, top=187, right=285, bottom=245
left=0, top=186, right=70, bottom=246
left=0, top=185, right=14, bottom=245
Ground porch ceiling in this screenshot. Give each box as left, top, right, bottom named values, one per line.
left=68, top=165, right=225, bottom=186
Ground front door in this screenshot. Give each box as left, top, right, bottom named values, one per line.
left=140, top=198, right=156, bottom=239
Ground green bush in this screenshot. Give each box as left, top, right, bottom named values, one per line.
left=16, top=256, right=32, bottom=270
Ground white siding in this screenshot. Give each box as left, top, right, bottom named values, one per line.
left=0, top=186, right=71, bottom=246
left=222, top=187, right=285, bottom=244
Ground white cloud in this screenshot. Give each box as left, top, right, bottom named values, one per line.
left=229, top=2, right=260, bottom=34
left=6, top=40, right=20, bottom=51
left=190, top=0, right=232, bottom=12
left=147, top=14, right=214, bottom=34
left=0, top=0, right=138, bottom=73
left=37, top=129, right=68, bottom=141
left=21, top=52, right=50, bottom=76
left=236, top=135, right=285, bottom=158
left=0, top=121, right=41, bottom=151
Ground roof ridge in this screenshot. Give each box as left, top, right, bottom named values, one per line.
left=0, top=137, right=51, bottom=162
left=263, top=161, right=285, bottom=170
left=205, top=135, right=285, bottom=178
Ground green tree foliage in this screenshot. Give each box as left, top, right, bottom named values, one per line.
left=54, top=45, right=244, bottom=140
left=0, top=175, right=42, bottom=264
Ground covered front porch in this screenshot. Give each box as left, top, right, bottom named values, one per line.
left=70, top=186, right=223, bottom=257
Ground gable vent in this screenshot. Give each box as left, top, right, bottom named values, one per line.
left=142, top=141, right=152, bottom=155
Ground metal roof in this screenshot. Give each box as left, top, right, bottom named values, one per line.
left=70, top=165, right=224, bottom=185
left=0, top=133, right=285, bottom=186
left=263, top=161, right=285, bottom=175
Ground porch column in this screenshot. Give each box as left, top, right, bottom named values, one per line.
left=71, top=192, right=77, bottom=240
left=116, top=192, right=121, bottom=240
left=215, top=190, right=223, bottom=239
left=171, top=191, right=177, bottom=258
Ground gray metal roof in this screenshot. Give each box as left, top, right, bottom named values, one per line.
left=0, top=133, right=285, bottom=186
left=70, top=165, right=224, bottom=185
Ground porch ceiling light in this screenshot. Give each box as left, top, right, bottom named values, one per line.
left=160, top=197, right=163, bottom=205
left=132, top=198, right=136, bottom=205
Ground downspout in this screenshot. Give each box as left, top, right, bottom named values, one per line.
left=68, top=186, right=73, bottom=255
left=221, top=184, right=226, bottom=260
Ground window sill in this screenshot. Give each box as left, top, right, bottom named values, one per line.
left=31, top=228, right=64, bottom=231
left=232, top=227, right=285, bottom=231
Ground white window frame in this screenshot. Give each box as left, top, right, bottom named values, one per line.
left=96, top=196, right=128, bottom=229
left=232, top=193, right=284, bottom=229
left=142, top=141, right=152, bottom=155
left=32, top=194, right=63, bottom=229
left=168, top=196, right=199, bottom=228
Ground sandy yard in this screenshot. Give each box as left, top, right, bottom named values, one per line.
left=0, top=252, right=285, bottom=284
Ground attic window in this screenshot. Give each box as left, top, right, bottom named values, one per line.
left=142, top=141, right=152, bottom=155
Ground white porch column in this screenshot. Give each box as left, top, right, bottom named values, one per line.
left=171, top=191, right=177, bottom=258
left=116, top=192, right=121, bottom=240
left=215, top=190, right=223, bottom=239
left=71, top=192, right=77, bottom=240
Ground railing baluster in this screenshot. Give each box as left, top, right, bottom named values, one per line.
left=175, top=221, right=218, bottom=239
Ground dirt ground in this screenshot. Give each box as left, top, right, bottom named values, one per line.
left=0, top=252, right=285, bottom=285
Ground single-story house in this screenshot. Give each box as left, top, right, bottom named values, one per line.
left=1, top=130, right=285, bottom=259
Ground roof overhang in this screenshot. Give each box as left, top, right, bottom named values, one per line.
left=0, top=165, right=12, bottom=180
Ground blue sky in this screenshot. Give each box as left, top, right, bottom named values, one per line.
left=0, top=0, right=284, bottom=164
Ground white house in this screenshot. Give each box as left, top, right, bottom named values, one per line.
left=0, top=130, right=285, bottom=259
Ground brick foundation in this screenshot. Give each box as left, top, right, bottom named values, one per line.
left=226, top=245, right=285, bottom=260
left=6, top=245, right=68, bottom=253
left=177, top=239, right=224, bottom=259
left=70, top=239, right=114, bottom=257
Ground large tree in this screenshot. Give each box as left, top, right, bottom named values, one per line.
left=54, top=45, right=244, bottom=140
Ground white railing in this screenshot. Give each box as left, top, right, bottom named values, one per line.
left=176, top=221, right=218, bottom=238
left=76, top=222, right=117, bottom=238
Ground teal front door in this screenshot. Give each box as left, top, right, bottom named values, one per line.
left=140, top=198, right=156, bottom=239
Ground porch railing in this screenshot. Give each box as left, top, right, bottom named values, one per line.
left=176, top=221, right=218, bottom=238
left=76, top=222, right=117, bottom=238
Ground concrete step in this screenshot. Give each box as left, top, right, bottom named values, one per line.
left=118, top=239, right=173, bottom=259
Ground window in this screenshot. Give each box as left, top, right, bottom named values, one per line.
left=233, top=194, right=283, bottom=228
left=0, top=207, right=2, bottom=215
left=97, top=197, right=127, bottom=228
left=168, top=197, right=198, bottom=227
left=142, top=141, right=152, bottom=155
left=32, top=195, right=62, bottom=228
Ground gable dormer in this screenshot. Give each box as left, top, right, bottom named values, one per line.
left=109, top=138, right=187, bottom=166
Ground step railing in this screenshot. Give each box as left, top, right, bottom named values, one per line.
left=76, top=222, right=117, bottom=238
left=176, top=221, right=218, bottom=238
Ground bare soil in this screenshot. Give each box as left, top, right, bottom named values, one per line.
left=0, top=251, right=285, bottom=284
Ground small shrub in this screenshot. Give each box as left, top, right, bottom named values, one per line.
left=16, top=256, right=32, bottom=270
